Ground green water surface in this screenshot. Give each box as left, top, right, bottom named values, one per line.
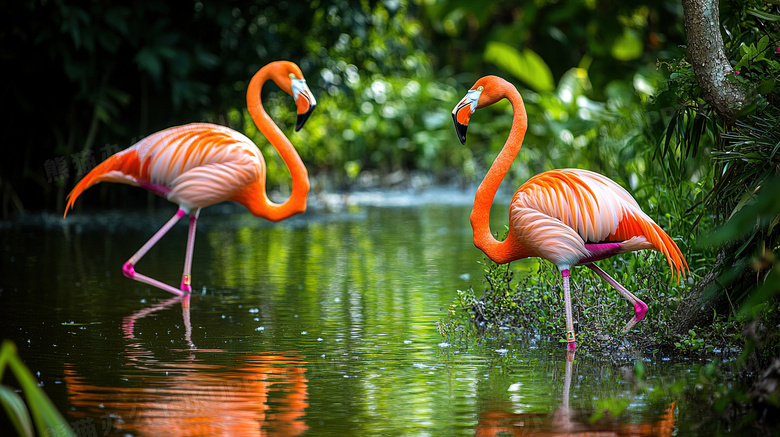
left=0, top=195, right=720, bottom=436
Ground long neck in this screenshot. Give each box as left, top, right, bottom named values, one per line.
left=244, top=65, right=310, bottom=222
left=469, top=86, right=528, bottom=263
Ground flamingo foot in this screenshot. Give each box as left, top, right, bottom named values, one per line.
left=634, top=300, right=648, bottom=322
left=621, top=300, right=648, bottom=333
left=180, top=274, right=192, bottom=293
left=123, top=262, right=136, bottom=279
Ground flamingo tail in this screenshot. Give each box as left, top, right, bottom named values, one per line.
left=614, top=212, right=689, bottom=281
left=63, top=150, right=142, bottom=217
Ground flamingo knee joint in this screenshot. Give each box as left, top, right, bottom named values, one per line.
left=122, top=262, right=136, bottom=279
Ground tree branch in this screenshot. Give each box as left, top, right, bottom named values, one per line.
left=682, top=0, right=746, bottom=121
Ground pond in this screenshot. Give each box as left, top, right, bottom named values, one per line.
left=0, top=188, right=721, bottom=436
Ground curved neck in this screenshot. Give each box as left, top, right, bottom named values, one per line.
left=469, top=85, right=528, bottom=263
left=245, top=64, right=310, bottom=221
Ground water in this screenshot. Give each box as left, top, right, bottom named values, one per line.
left=1, top=191, right=712, bottom=436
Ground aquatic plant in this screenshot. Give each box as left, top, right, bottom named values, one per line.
left=0, top=341, right=74, bottom=437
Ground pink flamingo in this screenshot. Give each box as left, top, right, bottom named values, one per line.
left=452, top=76, right=688, bottom=350
left=64, top=61, right=316, bottom=296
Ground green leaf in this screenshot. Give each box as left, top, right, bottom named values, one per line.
left=633, top=360, right=645, bottom=380
left=732, top=101, right=758, bottom=120
left=713, top=175, right=780, bottom=244
left=757, top=35, right=769, bottom=53
left=611, top=29, right=643, bottom=61
left=104, top=6, right=129, bottom=36
left=0, top=385, right=34, bottom=437
left=484, top=41, right=554, bottom=93
left=588, top=410, right=604, bottom=423
left=756, top=79, right=776, bottom=95
left=689, top=112, right=707, bottom=158
left=1, top=341, right=76, bottom=437
left=747, top=8, right=780, bottom=21
left=661, top=109, right=680, bottom=160
left=739, top=268, right=780, bottom=316
left=195, top=48, right=220, bottom=69
left=596, top=398, right=631, bottom=416
left=135, top=47, right=162, bottom=80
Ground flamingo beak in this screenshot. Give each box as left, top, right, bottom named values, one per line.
left=452, top=88, right=481, bottom=145
left=292, top=77, right=317, bottom=132
left=452, top=112, right=469, bottom=145
left=296, top=105, right=315, bottom=132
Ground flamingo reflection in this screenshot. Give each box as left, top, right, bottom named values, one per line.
left=65, top=296, right=309, bottom=436
left=122, top=295, right=198, bottom=360
left=476, top=351, right=676, bottom=437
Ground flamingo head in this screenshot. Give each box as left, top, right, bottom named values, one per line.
left=269, top=61, right=318, bottom=131
left=451, top=76, right=514, bottom=144
left=452, top=86, right=481, bottom=145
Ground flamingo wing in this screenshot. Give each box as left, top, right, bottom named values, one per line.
left=509, top=169, right=687, bottom=277
left=64, top=123, right=264, bottom=215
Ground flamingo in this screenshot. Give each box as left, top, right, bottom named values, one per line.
left=63, top=60, right=317, bottom=296
left=452, top=76, right=688, bottom=350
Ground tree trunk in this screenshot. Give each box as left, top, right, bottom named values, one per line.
left=672, top=247, right=731, bottom=333
left=673, top=0, right=752, bottom=333
left=681, top=0, right=746, bottom=121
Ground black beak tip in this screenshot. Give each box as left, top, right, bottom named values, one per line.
left=295, top=105, right=316, bottom=132
left=454, top=122, right=468, bottom=145
left=452, top=111, right=468, bottom=145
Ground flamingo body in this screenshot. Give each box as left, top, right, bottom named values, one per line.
left=64, top=61, right=317, bottom=296
left=504, top=168, right=685, bottom=274
left=453, top=75, right=688, bottom=350
left=64, top=123, right=290, bottom=221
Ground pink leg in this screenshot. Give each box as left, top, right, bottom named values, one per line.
left=585, top=263, right=648, bottom=332
left=179, top=209, right=200, bottom=293
left=561, top=269, right=577, bottom=351
left=122, top=208, right=189, bottom=296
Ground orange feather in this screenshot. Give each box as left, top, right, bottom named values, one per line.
left=64, top=150, right=142, bottom=217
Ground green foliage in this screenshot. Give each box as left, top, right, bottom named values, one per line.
left=673, top=328, right=712, bottom=353
left=1, top=0, right=692, bottom=215
left=484, top=42, right=555, bottom=92
left=649, top=0, right=780, bottom=331
left=0, top=341, right=75, bottom=437
left=455, top=260, right=561, bottom=334
left=452, top=246, right=696, bottom=349
left=418, top=0, right=686, bottom=94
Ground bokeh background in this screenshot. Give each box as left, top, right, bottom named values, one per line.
left=3, top=0, right=689, bottom=215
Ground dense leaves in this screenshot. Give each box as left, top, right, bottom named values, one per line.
left=1, top=0, right=688, bottom=216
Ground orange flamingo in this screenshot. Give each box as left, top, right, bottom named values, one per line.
left=63, top=61, right=316, bottom=296
left=452, top=76, right=688, bottom=350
